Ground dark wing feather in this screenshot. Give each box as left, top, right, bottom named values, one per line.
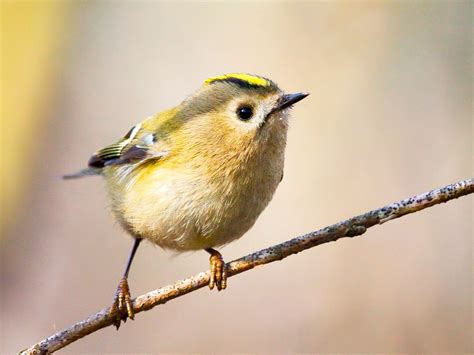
left=103, top=145, right=149, bottom=166
left=88, top=140, right=130, bottom=168
left=64, top=122, right=165, bottom=180
left=87, top=123, right=154, bottom=168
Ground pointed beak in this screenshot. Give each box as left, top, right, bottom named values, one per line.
left=276, top=92, right=309, bottom=111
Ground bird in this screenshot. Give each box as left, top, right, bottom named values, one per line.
left=65, top=73, right=308, bottom=328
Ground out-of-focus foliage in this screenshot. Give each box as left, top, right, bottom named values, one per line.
left=1, top=1, right=70, bottom=234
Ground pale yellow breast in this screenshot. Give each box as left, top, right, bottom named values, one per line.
left=105, top=112, right=288, bottom=251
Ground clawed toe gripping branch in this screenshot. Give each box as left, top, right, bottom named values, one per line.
left=22, top=178, right=474, bottom=354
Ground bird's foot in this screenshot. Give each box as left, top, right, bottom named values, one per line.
left=207, top=249, right=227, bottom=291
left=109, top=277, right=135, bottom=329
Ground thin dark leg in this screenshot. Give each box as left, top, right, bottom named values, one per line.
left=110, top=237, right=142, bottom=329
left=123, top=238, right=142, bottom=278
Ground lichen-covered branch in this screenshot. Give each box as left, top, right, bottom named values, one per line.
left=22, top=178, right=474, bottom=354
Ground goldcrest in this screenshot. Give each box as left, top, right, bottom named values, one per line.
left=65, top=73, right=308, bottom=328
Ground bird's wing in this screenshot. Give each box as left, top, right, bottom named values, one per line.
left=63, top=116, right=171, bottom=180
left=88, top=122, right=167, bottom=168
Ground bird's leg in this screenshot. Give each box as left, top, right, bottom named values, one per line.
left=205, top=248, right=227, bottom=291
left=109, top=238, right=142, bottom=329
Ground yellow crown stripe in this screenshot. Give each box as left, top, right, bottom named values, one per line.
left=205, top=73, right=270, bottom=87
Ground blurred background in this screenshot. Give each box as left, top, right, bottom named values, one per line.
left=1, top=1, right=472, bottom=353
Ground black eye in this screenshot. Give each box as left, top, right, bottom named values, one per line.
left=237, top=106, right=253, bottom=121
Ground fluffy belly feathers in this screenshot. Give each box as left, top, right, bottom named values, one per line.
left=106, top=161, right=282, bottom=251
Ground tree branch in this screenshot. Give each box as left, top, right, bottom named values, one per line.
left=22, top=178, right=474, bottom=354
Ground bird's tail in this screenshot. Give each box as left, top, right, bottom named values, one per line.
left=63, top=167, right=102, bottom=180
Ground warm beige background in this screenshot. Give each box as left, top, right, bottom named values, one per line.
left=1, top=1, right=472, bottom=353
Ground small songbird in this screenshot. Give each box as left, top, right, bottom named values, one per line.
left=65, top=73, right=308, bottom=328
